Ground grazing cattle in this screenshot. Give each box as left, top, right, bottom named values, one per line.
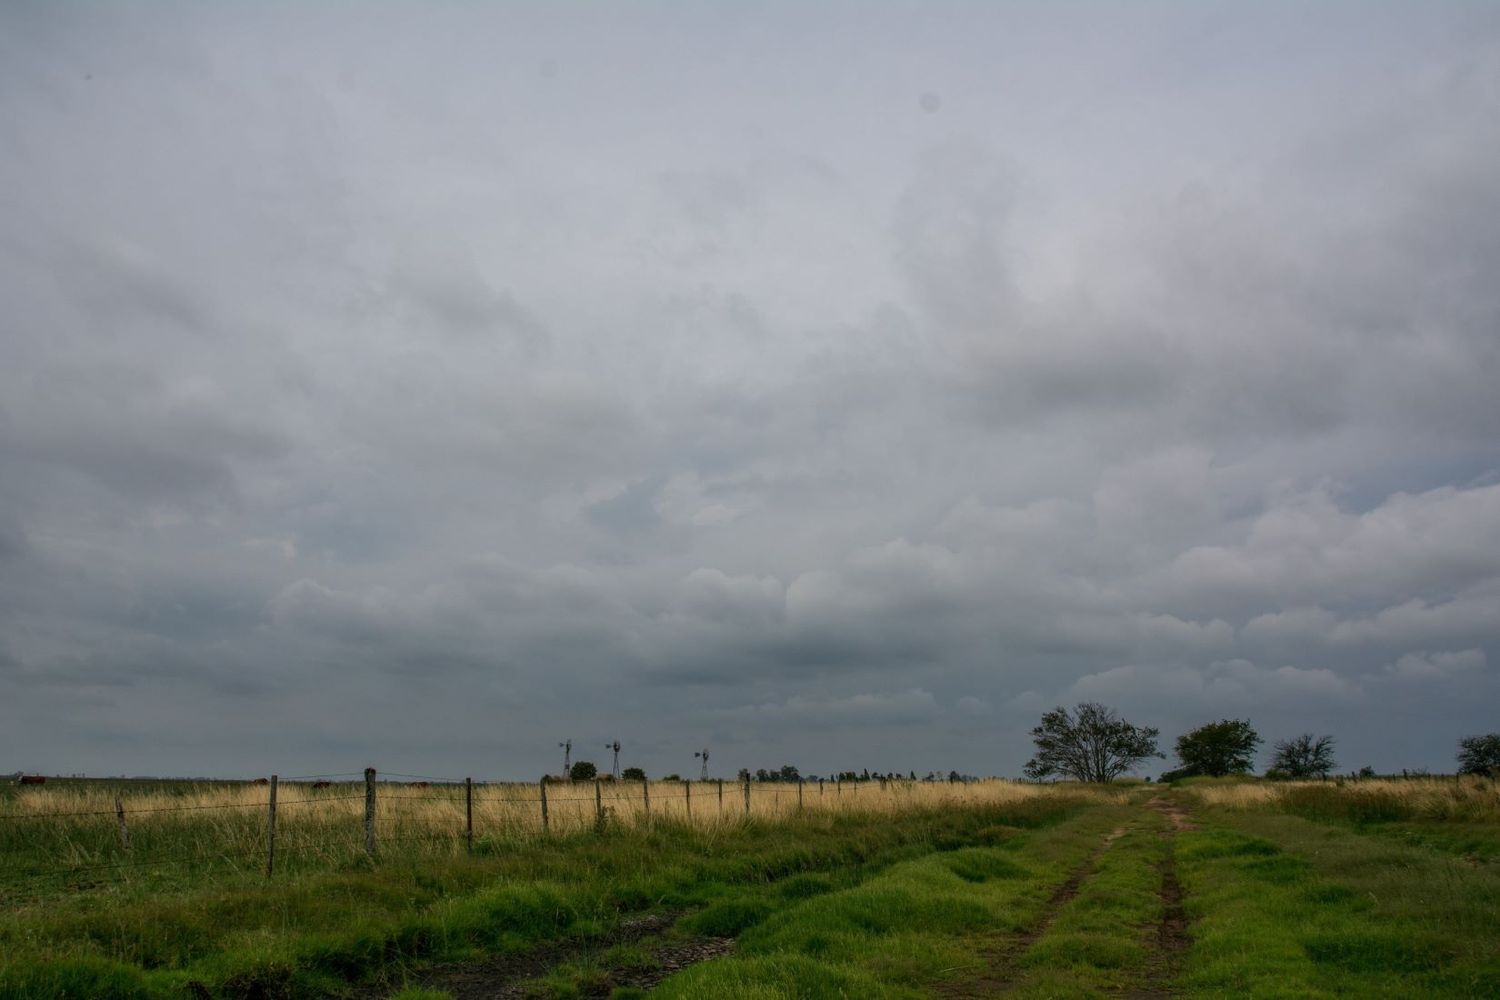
left=18, top=775, right=46, bottom=786
left=252, top=777, right=270, bottom=786
left=408, top=781, right=431, bottom=788
left=312, top=780, right=332, bottom=789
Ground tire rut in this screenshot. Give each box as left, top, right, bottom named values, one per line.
left=361, top=911, right=734, bottom=999
left=1118, top=796, right=1193, bottom=999
left=935, top=826, right=1126, bottom=999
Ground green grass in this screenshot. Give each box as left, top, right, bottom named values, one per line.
left=651, top=802, right=1138, bottom=999
left=8, top=781, right=1499, bottom=998
left=1177, top=812, right=1500, bottom=998
left=1005, top=814, right=1168, bottom=997
left=1272, top=784, right=1500, bottom=862
left=0, top=798, right=1088, bottom=999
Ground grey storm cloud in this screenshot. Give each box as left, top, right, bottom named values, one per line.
left=2, top=2, right=1498, bottom=779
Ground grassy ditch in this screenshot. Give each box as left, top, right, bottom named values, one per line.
left=0, top=794, right=1093, bottom=999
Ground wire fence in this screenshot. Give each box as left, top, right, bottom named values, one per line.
left=0, top=769, right=1019, bottom=893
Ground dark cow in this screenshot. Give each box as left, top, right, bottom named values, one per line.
left=18, top=775, right=46, bottom=786
left=252, top=777, right=270, bottom=786
left=408, top=781, right=431, bottom=788
left=311, top=780, right=333, bottom=789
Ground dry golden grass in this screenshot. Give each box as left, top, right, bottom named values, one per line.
left=1184, top=775, right=1500, bottom=822
left=2, top=777, right=1112, bottom=873
left=1182, top=781, right=1284, bottom=809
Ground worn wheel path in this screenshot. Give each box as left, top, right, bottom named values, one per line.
left=1116, top=794, right=1195, bottom=1000
left=934, top=823, right=1130, bottom=999
left=936, top=794, right=1198, bottom=999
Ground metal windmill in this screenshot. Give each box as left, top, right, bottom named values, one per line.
left=694, top=748, right=710, bottom=781
left=559, top=739, right=572, bottom=775
left=605, top=740, right=621, bottom=779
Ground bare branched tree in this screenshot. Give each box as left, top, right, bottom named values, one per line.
left=1023, top=703, right=1163, bottom=783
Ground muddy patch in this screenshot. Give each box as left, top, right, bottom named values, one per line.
left=362, top=911, right=733, bottom=999
left=1146, top=795, right=1198, bottom=832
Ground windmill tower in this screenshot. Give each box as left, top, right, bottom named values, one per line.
left=694, top=748, right=710, bottom=781
left=605, top=740, right=621, bottom=779
left=559, top=739, right=572, bottom=776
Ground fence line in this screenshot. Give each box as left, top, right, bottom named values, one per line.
left=2, top=768, right=1032, bottom=891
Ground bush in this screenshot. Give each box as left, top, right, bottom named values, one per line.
left=621, top=767, right=647, bottom=781
left=569, top=761, right=598, bottom=781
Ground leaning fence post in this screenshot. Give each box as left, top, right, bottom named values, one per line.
left=717, top=778, right=724, bottom=813
left=539, top=777, right=550, bottom=834
left=798, top=777, right=804, bottom=811
left=594, top=778, right=604, bottom=832
left=743, top=776, right=751, bottom=818
left=465, top=777, right=474, bottom=853
left=114, top=795, right=130, bottom=851
left=364, top=767, right=377, bottom=858
left=265, top=775, right=278, bottom=877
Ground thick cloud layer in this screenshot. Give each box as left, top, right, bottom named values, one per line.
left=3, top=3, right=1498, bottom=778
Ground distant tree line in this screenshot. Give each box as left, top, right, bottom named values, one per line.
left=1023, top=701, right=1500, bottom=783
left=546, top=713, right=1498, bottom=787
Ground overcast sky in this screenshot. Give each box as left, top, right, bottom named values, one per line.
left=3, top=2, right=1498, bottom=780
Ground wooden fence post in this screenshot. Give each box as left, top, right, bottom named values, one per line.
left=717, top=778, right=724, bottom=814
left=364, top=767, right=377, bottom=858
left=265, top=775, right=278, bottom=878
left=819, top=777, right=824, bottom=797
left=743, top=777, right=751, bottom=818
left=797, top=778, right=804, bottom=811
left=594, top=779, right=604, bottom=832
left=465, top=777, right=474, bottom=853
left=539, top=777, right=550, bottom=834
left=642, top=778, right=651, bottom=823
left=685, top=779, right=692, bottom=822
left=114, top=795, right=130, bottom=851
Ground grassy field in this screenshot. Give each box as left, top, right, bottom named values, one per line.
left=1, top=776, right=1497, bottom=998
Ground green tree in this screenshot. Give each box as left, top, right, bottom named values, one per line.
left=1268, top=734, right=1336, bottom=778
left=1174, top=719, right=1261, bottom=777
left=568, top=760, right=598, bottom=781
left=1023, top=702, right=1163, bottom=783
left=1457, top=733, right=1500, bottom=775
left=620, top=766, right=647, bottom=781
